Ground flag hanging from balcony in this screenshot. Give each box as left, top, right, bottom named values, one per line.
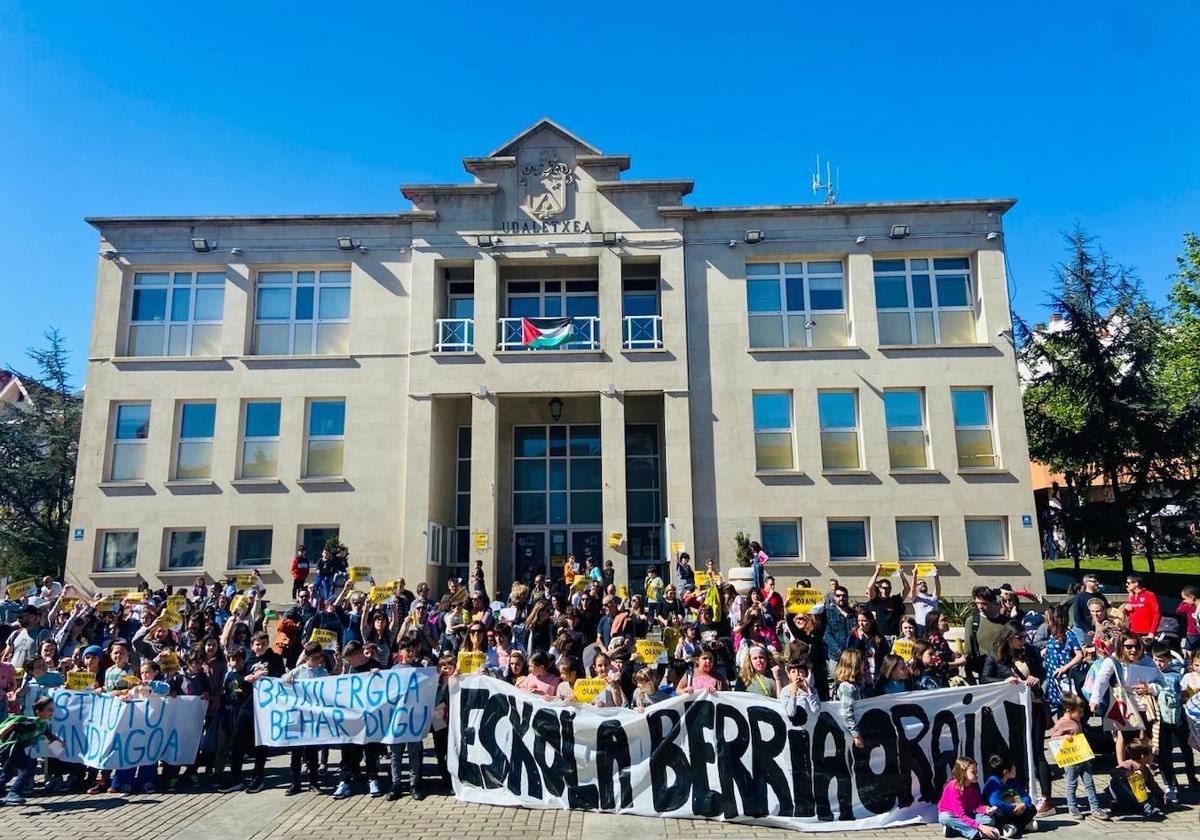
left=520, top=317, right=575, bottom=348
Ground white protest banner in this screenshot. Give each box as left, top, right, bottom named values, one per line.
left=450, top=676, right=1033, bottom=832
left=253, top=666, right=437, bottom=748
left=31, top=691, right=206, bottom=770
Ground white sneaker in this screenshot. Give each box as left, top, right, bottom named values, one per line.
left=1001, top=824, right=1018, bottom=839
left=332, top=781, right=351, bottom=800
left=1028, top=819, right=1039, bottom=832
left=368, top=779, right=382, bottom=797
left=1165, top=786, right=1178, bottom=804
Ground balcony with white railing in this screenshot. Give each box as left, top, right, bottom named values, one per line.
left=622, top=315, right=663, bottom=350
left=497, top=316, right=600, bottom=351
left=435, top=318, right=474, bottom=352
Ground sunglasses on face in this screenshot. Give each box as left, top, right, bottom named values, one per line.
left=1123, top=644, right=1139, bottom=650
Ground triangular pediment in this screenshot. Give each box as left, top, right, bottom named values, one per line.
left=488, top=118, right=601, bottom=158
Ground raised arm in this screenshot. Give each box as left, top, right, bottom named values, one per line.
left=865, top=564, right=881, bottom=599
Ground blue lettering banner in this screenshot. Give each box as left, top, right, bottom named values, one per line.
left=253, top=667, right=437, bottom=747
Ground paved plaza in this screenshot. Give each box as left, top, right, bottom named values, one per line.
left=1, top=756, right=1195, bottom=840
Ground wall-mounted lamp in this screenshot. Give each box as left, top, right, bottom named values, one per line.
left=229, top=247, right=243, bottom=256
left=604, top=384, right=618, bottom=398
left=477, top=234, right=500, bottom=249
left=744, top=229, right=765, bottom=244
left=888, top=225, right=910, bottom=240
left=602, top=231, right=625, bottom=246
left=986, top=232, right=1001, bottom=241
left=548, top=396, right=564, bottom=422
left=337, top=236, right=356, bottom=251
left=727, top=239, right=737, bottom=248
left=191, top=238, right=214, bottom=252
left=100, top=249, right=120, bottom=261
left=855, top=235, right=867, bottom=245
left=476, top=384, right=489, bottom=398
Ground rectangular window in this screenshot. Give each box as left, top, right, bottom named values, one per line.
left=127, top=271, right=224, bottom=357
left=746, top=261, right=848, bottom=348
left=952, top=388, right=998, bottom=468
left=828, top=519, right=869, bottom=562
left=165, top=529, right=205, bottom=569
left=873, top=257, right=976, bottom=345
left=752, top=391, right=794, bottom=470
left=233, top=528, right=273, bottom=568
left=110, top=403, right=150, bottom=481
left=897, top=518, right=938, bottom=562
left=305, top=399, right=346, bottom=478
left=240, top=401, right=281, bottom=479
left=818, top=390, right=860, bottom=470
left=174, top=402, right=216, bottom=479
left=884, top=389, right=928, bottom=469
left=98, top=531, right=138, bottom=571
left=427, top=521, right=445, bottom=566
left=761, top=520, right=801, bottom=559
left=966, top=517, right=1008, bottom=562
left=622, top=263, right=663, bottom=349
left=253, top=269, right=350, bottom=356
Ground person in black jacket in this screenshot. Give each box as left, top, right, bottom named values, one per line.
left=980, top=622, right=1054, bottom=816
left=219, top=632, right=285, bottom=793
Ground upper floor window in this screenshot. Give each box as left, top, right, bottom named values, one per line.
left=828, top=519, right=870, bottom=562
left=622, top=262, right=663, bottom=350
left=873, top=257, right=976, bottom=345
left=110, top=403, right=150, bottom=481
left=98, top=531, right=138, bottom=571
left=761, top=519, right=801, bottom=560
left=952, top=388, right=998, bottom=469
left=436, top=278, right=475, bottom=352
left=746, top=261, right=847, bottom=348
left=304, top=399, right=346, bottom=478
left=752, top=391, right=793, bottom=471
left=501, top=277, right=599, bottom=350
left=884, top=389, right=928, bottom=469
left=127, top=271, right=224, bottom=356
left=817, top=390, right=860, bottom=470
left=240, top=400, right=281, bottom=479
left=253, top=269, right=350, bottom=356
left=174, top=402, right=216, bottom=480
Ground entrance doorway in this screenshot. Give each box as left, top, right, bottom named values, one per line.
left=513, top=528, right=603, bottom=583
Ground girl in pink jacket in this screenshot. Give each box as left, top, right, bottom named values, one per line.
left=938, top=757, right=1000, bottom=839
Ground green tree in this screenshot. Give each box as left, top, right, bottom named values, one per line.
left=1018, top=229, right=1189, bottom=575
left=1161, top=233, right=1200, bottom=409
left=0, top=329, right=81, bottom=580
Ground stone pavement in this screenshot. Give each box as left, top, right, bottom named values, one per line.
left=0, top=759, right=1195, bottom=840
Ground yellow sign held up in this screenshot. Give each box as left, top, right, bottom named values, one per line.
left=6, top=577, right=36, bottom=598
left=786, top=587, right=823, bottom=615
left=367, top=587, right=389, bottom=606
left=877, top=562, right=900, bottom=577
left=634, top=639, right=667, bottom=664
left=166, top=594, right=187, bottom=610
left=348, top=566, right=372, bottom=583
left=618, top=585, right=628, bottom=600
left=230, top=594, right=247, bottom=615
left=123, top=591, right=144, bottom=603
left=670, top=542, right=685, bottom=556
left=235, top=574, right=257, bottom=590
left=913, top=563, right=937, bottom=578
left=891, top=638, right=916, bottom=661
left=309, top=628, right=338, bottom=650
left=158, top=650, right=181, bottom=672
left=456, top=651, right=487, bottom=674
left=67, top=671, right=96, bottom=691
left=1051, top=734, right=1096, bottom=768
left=572, top=677, right=606, bottom=703
left=572, top=576, right=587, bottom=592
left=95, top=597, right=118, bottom=613
left=159, top=608, right=184, bottom=631
left=110, top=588, right=131, bottom=599
left=693, top=571, right=710, bottom=589
left=58, top=597, right=79, bottom=613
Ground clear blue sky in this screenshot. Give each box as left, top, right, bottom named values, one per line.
left=2, top=2, right=1197, bottom=385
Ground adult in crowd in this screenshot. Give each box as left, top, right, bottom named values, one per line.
left=675, top=552, right=695, bottom=592
left=1122, top=575, right=1160, bottom=640
left=864, top=565, right=907, bottom=639
left=905, top=566, right=940, bottom=633
left=290, top=545, right=310, bottom=600
left=966, top=586, right=1008, bottom=683
left=1070, top=573, right=1107, bottom=638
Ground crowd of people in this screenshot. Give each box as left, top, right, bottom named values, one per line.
left=0, top=547, right=1197, bottom=831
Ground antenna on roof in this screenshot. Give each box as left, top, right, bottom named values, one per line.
left=812, top=155, right=839, bottom=205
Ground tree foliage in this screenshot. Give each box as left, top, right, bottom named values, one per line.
left=0, top=329, right=81, bottom=580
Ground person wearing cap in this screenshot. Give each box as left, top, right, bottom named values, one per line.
left=5, top=605, right=49, bottom=671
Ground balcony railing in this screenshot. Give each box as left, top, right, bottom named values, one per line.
left=497, top=316, right=600, bottom=351
left=435, top=318, right=474, bottom=352
left=622, top=315, right=663, bottom=350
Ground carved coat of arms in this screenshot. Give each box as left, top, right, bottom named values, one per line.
left=519, top=150, right=574, bottom=220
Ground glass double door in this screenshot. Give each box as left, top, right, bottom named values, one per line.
left=513, top=529, right=602, bottom=583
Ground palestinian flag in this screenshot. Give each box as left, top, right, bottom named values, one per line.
left=521, top=317, right=575, bottom=348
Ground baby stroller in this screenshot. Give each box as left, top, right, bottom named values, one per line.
left=1153, top=616, right=1183, bottom=657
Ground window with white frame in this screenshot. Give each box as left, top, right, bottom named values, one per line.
left=896, top=518, right=938, bottom=562
left=305, top=399, right=346, bottom=478
left=761, top=520, right=801, bottom=560
left=952, top=388, right=998, bottom=468
left=165, top=529, right=205, bottom=569
left=818, top=390, right=860, bottom=470
left=752, top=391, right=794, bottom=470
left=884, top=389, right=928, bottom=469
left=110, top=403, right=150, bottom=481
left=240, top=401, right=281, bottom=479
left=98, top=531, right=138, bottom=571
left=174, top=402, right=216, bottom=479
left=233, top=528, right=273, bottom=568
left=828, top=519, right=869, bottom=562
left=126, top=271, right=225, bottom=357
left=873, top=257, right=976, bottom=345
left=427, top=521, right=445, bottom=566
left=746, top=261, right=848, bottom=348
left=966, top=517, right=1008, bottom=562
left=253, top=269, right=350, bottom=355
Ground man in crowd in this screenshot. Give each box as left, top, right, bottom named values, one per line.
left=5, top=605, right=48, bottom=670
left=864, top=564, right=907, bottom=639
left=335, top=640, right=385, bottom=799
left=967, top=586, right=1008, bottom=682
left=1122, top=574, right=1160, bottom=640
left=1071, top=573, right=1107, bottom=634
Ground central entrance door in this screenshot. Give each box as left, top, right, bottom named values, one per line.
left=514, top=531, right=547, bottom=584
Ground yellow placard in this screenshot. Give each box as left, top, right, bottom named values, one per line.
left=6, top=577, right=36, bottom=598
left=110, top=588, right=131, bottom=599
left=953, top=636, right=965, bottom=654
left=607, top=532, right=622, bottom=547
left=229, top=594, right=247, bottom=615
left=120, top=674, right=142, bottom=687
left=348, top=566, right=371, bottom=583
left=1127, top=767, right=1150, bottom=802
left=67, top=671, right=96, bottom=690
left=618, top=585, right=628, bottom=600
left=159, top=650, right=181, bottom=672
left=635, top=639, right=667, bottom=664
left=380, top=581, right=399, bottom=594
left=913, top=563, right=937, bottom=577
left=123, top=591, right=144, bottom=603
left=693, top=571, right=710, bottom=588
left=235, top=574, right=257, bottom=590
left=663, top=626, right=680, bottom=658
left=456, top=651, right=486, bottom=673
left=309, top=628, right=338, bottom=650
left=368, top=587, right=389, bottom=606
left=877, top=562, right=900, bottom=577
left=670, top=542, right=684, bottom=555
left=786, top=587, right=823, bottom=615
left=891, top=638, right=916, bottom=660
left=573, top=677, right=606, bottom=703
left=572, top=576, right=587, bottom=592
left=1051, top=734, right=1096, bottom=768
left=96, top=597, right=118, bottom=613
left=473, top=531, right=489, bottom=550
left=159, top=608, right=183, bottom=631
left=166, top=594, right=187, bottom=610
left=58, top=596, right=78, bottom=612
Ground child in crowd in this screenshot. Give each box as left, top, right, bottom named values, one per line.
left=1106, top=741, right=1166, bottom=819
left=387, top=637, right=425, bottom=801
left=938, top=757, right=999, bottom=839
left=430, top=653, right=455, bottom=786
left=1049, top=695, right=1109, bottom=820
left=0, top=696, right=59, bottom=805
left=832, top=649, right=868, bottom=750
left=981, top=754, right=1038, bottom=837
left=631, top=667, right=666, bottom=712
left=555, top=656, right=582, bottom=701
left=111, top=660, right=171, bottom=794
left=1144, top=643, right=1198, bottom=799
left=282, top=642, right=326, bottom=795
left=779, top=659, right=821, bottom=719
left=910, top=641, right=947, bottom=690
left=875, top=653, right=912, bottom=695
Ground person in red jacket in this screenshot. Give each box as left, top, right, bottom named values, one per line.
left=290, top=545, right=310, bottom=599
left=1122, top=574, right=1160, bottom=638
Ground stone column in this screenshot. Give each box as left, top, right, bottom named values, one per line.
left=598, top=249, right=623, bottom=353
left=662, top=391, right=695, bottom=573
left=600, top=392, right=628, bottom=589
left=469, top=394, right=499, bottom=588
left=474, top=254, right=499, bottom=354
